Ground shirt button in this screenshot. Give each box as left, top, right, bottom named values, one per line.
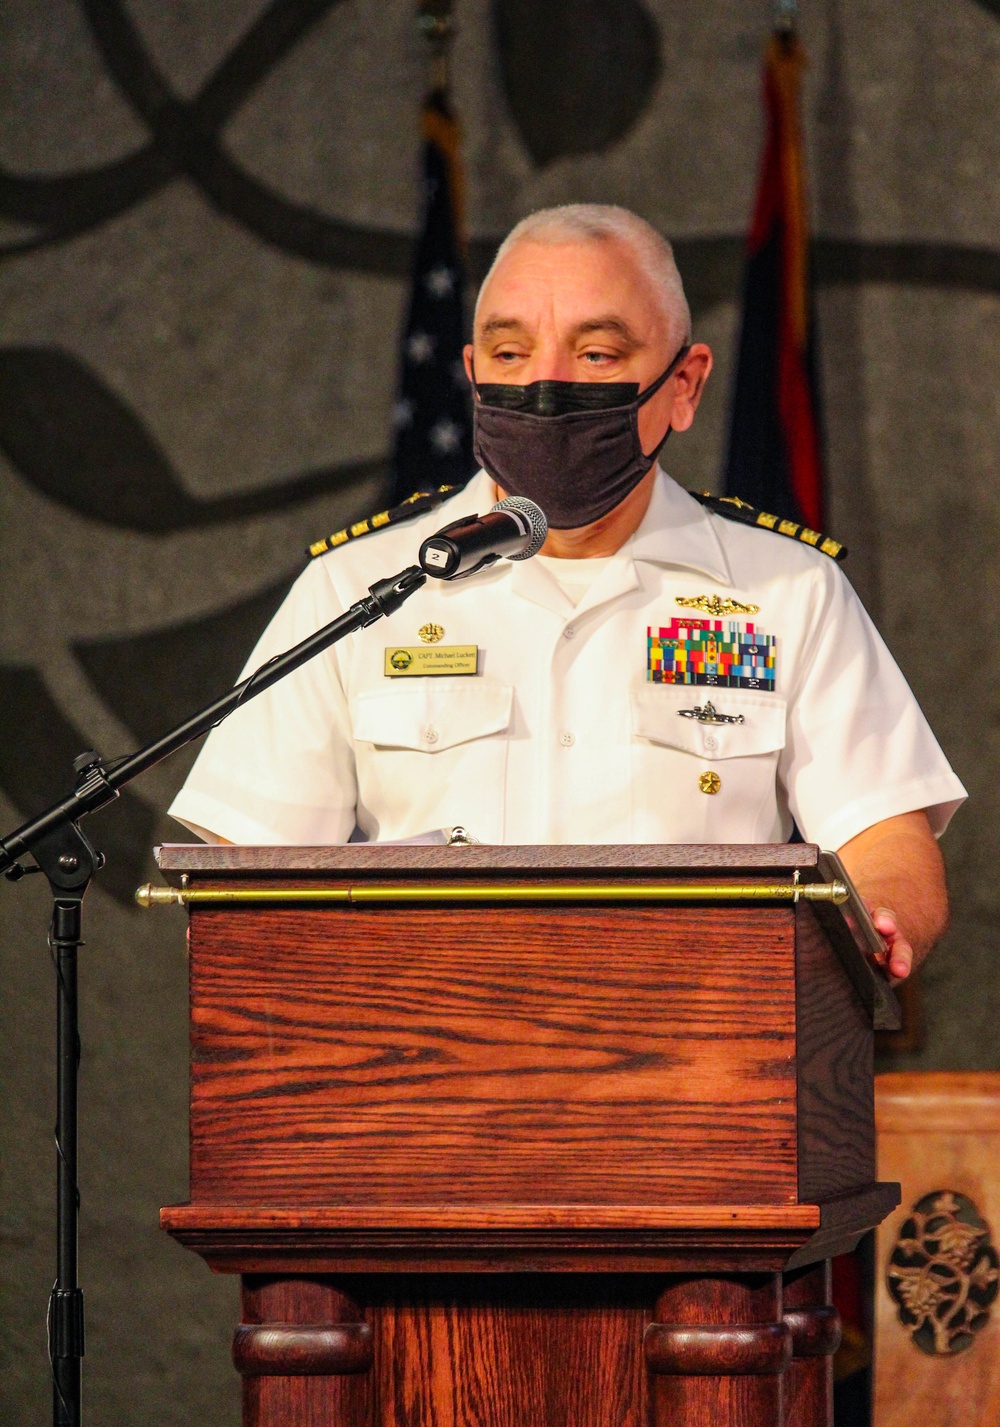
left=704, top=734, right=719, bottom=752
left=559, top=731, right=575, bottom=748
left=564, top=624, right=576, bottom=639
left=422, top=725, right=439, bottom=745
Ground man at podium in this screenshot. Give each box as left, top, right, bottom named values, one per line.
left=169, top=204, right=965, bottom=986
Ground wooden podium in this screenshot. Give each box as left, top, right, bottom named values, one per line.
left=148, top=843, right=901, bottom=1427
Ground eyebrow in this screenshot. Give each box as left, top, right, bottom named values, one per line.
left=571, top=316, right=644, bottom=349
left=476, top=315, right=644, bottom=348
left=478, top=317, right=531, bottom=339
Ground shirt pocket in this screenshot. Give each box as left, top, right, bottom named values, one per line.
left=629, top=686, right=788, bottom=842
left=350, top=681, right=513, bottom=842
left=630, top=686, right=787, bottom=760
left=353, top=680, right=513, bottom=751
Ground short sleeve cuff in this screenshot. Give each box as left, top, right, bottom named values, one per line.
left=167, top=788, right=352, bottom=847
left=800, top=772, right=968, bottom=853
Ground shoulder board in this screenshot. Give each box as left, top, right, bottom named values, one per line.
left=306, top=483, right=464, bottom=559
left=690, top=492, right=848, bottom=562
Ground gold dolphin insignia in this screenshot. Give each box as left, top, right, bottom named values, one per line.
left=676, top=594, right=760, bottom=616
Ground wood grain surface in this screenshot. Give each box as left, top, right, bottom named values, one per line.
left=783, top=1261, right=836, bottom=1427
left=158, top=842, right=822, bottom=879
left=161, top=1220, right=822, bottom=1276
left=371, top=1275, right=647, bottom=1427
left=232, top=1322, right=373, bottom=1376
left=234, top=1272, right=823, bottom=1427
left=240, top=1276, right=371, bottom=1426
left=162, top=1203, right=823, bottom=1230
left=783, top=1183, right=900, bottom=1271
left=794, top=903, right=874, bottom=1203
left=873, top=1073, right=1000, bottom=1427
left=188, top=903, right=799, bottom=1208
left=644, top=1320, right=792, bottom=1374
left=649, top=1275, right=785, bottom=1426
left=163, top=855, right=894, bottom=1426
left=235, top=1274, right=659, bottom=1427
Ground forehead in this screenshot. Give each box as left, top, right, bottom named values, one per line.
left=475, top=236, right=663, bottom=334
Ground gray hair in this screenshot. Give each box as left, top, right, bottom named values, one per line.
left=477, top=204, right=691, bottom=343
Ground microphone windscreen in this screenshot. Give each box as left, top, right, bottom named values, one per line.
left=491, top=496, right=547, bottom=561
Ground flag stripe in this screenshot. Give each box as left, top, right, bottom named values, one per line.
left=725, top=31, right=825, bottom=533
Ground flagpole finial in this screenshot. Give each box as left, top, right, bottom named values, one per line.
left=417, top=0, right=455, bottom=95
left=774, top=0, right=798, bottom=32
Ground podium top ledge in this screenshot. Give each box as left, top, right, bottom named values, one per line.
left=156, top=842, right=821, bottom=878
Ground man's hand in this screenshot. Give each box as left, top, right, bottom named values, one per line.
left=836, top=810, right=949, bottom=981
left=869, top=907, right=915, bottom=982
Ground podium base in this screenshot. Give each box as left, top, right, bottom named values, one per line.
left=234, top=1267, right=838, bottom=1427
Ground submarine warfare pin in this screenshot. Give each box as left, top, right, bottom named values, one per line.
left=677, top=701, right=745, bottom=726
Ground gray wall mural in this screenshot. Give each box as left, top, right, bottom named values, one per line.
left=2, top=1, right=998, bottom=1421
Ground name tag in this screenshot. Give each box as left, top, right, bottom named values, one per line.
left=384, top=645, right=479, bottom=677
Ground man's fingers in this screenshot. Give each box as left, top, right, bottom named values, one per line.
left=887, top=939, right=914, bottom=981
left=871, top=906, right=898, bottom=935
left=867, top=905, right=913, bottom=980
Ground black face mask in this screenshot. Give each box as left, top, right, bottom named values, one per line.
left=472, top=343, right=690, bottom=528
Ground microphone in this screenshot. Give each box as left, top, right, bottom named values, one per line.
left=418, top=496, right=548, bottom=580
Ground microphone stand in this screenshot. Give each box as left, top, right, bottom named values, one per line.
left=0, top=564, right=427, bottom=1427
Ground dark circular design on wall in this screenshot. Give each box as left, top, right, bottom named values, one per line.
left=0, top=0, right=417, bottom=275
left=493, top=0, right=661, bottom=167
left=887, top=1190, right=1000, bottom=1355
left=1, top=0, right=999, bottom=293
left=0, top=345, right=389, bottom=533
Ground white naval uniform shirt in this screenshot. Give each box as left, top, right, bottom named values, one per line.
left=169, top=469, right=966, bottom=850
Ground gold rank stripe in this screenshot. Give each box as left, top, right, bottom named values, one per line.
left=691, top=492, right=847, bottom=562
left=307, top=483, right=462, bottom=560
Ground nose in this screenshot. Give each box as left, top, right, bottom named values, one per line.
left=517, top=336, right=576, bottom=384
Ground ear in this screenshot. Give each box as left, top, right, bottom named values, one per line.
left=669, top=344, right=713, bottom=433
left=462, top=344, right=475, bottom=384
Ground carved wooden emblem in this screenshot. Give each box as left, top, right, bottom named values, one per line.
left=887, top=1191, right=1000, bottom=1354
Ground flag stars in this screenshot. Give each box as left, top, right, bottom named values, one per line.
left=392, top=397, right=416, bottom=429
left=407, top=330, right=436, bottom=364
left=424, top=265, right=456, bottom=298
left=429, top=418, right=462, bottom=454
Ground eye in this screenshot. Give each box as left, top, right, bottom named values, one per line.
left=579, top=349, right=621, bottom=369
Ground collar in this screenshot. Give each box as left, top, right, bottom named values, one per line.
left=629, top=470, right=733, bottom=585
left=448, top=469, right=731, bottom=616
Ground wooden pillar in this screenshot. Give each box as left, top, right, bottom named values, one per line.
left=782, top=1261, right=839, bottom=1427
left=236, top=1276, right=372, bottom=1427
left=235, top=1272, right=650, bottom=1427
left=645, top=1273, right=790, bottom=1427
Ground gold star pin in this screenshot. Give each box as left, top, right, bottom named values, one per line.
left=419, top=622, right=444, bottom=644
left=698, top=771, right=722, bottom=795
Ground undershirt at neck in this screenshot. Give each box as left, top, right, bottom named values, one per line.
left=535, top=554, right=616, bottom=607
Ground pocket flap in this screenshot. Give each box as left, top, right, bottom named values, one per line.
left=353, top=681, right=513, bottom=752
left=630, top=686, right=786, bottom=759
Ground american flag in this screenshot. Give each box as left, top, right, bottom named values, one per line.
left=391, top=91, right=475, bottom=503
